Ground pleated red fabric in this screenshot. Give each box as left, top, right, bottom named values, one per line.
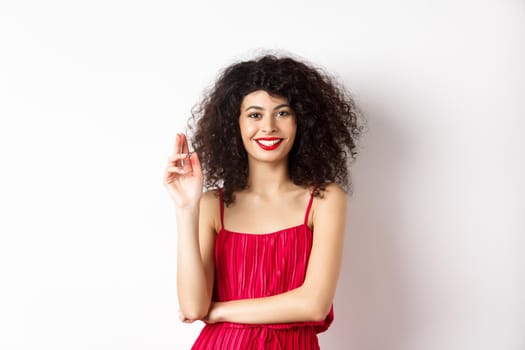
left=191, top=189, right=334, bottom=349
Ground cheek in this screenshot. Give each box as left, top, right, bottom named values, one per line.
left=286, top=120, right=298, bottom=137
left=240, top=122, right=257, bottom=139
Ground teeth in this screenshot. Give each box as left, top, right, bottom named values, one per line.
left=257, top=139, right=281, bottom=146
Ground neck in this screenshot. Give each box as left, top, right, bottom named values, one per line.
left=246, top=159, right=293, bottom=196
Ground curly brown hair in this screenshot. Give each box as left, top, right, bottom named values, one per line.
left=188, top=54, right=366, bottom=206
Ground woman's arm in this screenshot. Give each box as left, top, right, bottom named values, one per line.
left=164, top=133, right=216, bottom=322
left=205, top=183, right=347, bottom=324
left=176, top=191, right=217, bottom=322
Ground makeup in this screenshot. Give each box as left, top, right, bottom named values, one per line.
left=255, top=137, right=283, bottom=151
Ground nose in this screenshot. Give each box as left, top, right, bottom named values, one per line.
left=261, top=115, right=277, bottom=133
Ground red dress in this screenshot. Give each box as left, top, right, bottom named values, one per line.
left=191, top=189, right=334, bottom=350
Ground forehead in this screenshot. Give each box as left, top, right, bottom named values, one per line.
left=240, top=90, right=289, bottom=109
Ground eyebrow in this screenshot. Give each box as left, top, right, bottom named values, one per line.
left=244, top=103, right=290, bottom=112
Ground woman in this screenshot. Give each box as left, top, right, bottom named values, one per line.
left=163, top=54, right=364, bottom=349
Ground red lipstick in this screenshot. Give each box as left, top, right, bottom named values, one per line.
left=255, top=137, right=283, bottom=151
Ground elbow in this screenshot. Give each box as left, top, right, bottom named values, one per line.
left=179, top=307, right=208, bottom=322
left=178, top=291, right=212, bottom=322
left=179, top=301, right=210, bottom=322
left=298, top=286, right=333, bottom=322
left=309, top=304, right=331, bottom=322
left=305, top=295, right=332, bottom=322
left=298, top=285, right=333, bottom=322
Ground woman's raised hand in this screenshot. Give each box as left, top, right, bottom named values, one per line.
left=163, top=133, right=203, bottom=208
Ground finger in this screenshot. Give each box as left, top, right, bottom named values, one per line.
left=171, top=133, right=182, bottom=167
left=178, top=134, right=193, bottom=172
left=168, top=153, right=189, bottom=163
left=181, top=157, right=193, bottom=173
left=189, top=152, right=202, bottom=177
left=175, top=133, right=191, bottom=168
left=166, top=166, right=192, bottom=174
left=174, top=133, right=187, bottom=168
left=174, top=133, right=182, bottom=154
left=180, top=133, right=190, bottom=155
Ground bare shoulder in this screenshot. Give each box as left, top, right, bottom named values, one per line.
left=316, top=183, right=347, bottom=206
left=200, top=189, right=221, bottom=233
left=201, top=188, right=220, bottom=203
left=312, top=183, right=347, bottom=225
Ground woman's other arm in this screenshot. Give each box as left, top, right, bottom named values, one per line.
left=205, top=183, right=347, bottom=324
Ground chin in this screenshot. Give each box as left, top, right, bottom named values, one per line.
left=248, top=152, right=290, bottom=164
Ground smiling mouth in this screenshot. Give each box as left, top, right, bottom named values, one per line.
left=255, top=138, right=283, bottom=150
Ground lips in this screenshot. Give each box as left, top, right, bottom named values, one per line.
left=255, top=137, right=283, bottom=151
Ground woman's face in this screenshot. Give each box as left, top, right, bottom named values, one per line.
left=239, top=90, right=297, bottom=165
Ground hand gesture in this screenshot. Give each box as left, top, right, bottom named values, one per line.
left=163, top=133, right=203, bottom=208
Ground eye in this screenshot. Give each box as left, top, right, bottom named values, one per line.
left=248, top=112, right=262, bottom=119
left=276, top=110, right=291, bottom=117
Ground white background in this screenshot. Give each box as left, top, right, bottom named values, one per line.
left=1, top=0, right=523, bottom=349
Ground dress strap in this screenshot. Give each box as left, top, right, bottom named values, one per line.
left=304, top=186, right=316, bottom=226
left=218, top=189, right=224, bottom=230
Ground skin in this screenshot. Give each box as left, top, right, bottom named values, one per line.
left=163, top=90, right=347, bottom=325
left=239, top=90, right=297, bottom=168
